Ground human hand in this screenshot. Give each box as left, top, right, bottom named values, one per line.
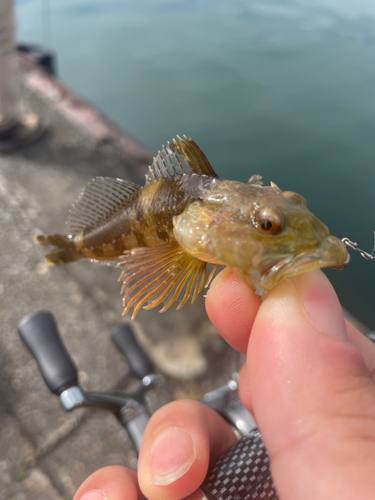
left=74, top=269, right=375, bottom=500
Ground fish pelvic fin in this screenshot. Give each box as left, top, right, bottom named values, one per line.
left=117, top=242, right=214, bottom=319
left=146, top=136, right=218, bottom=182
left=34, top=234, right=81, bottom=265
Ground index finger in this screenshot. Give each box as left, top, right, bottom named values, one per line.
left=205, top=268, right=261, bottom=354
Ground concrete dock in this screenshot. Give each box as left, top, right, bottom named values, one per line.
left=1, top=55, right=371, bottom=500
left=0, top=55, right=245, bottom=499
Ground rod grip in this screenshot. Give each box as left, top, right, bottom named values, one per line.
left=111, top=324, right=154, bottom=379
left=17, top=311, right=78, bottom=395
left=201, top=429, right=278, bottom=500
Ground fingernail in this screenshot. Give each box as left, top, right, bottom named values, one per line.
left=81, top=490, right=106, bottom=500
left=149, top=427, right=196, bottom=486
left=298, top=271, right=347, bottom=341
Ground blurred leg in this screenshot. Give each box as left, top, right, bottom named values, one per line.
left=0, top=0, right=20, bottom=127
left=0, top=0, right=45, bottom=152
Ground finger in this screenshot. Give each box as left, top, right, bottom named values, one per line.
left=345, top=319, right=375, bottom=376
left=205, top=268, right=261, bottom=353
left=237, top=364, right=254, bottom=415
left=73, top=466, right=146, bottom=500
left=138, top=399, right=236, bottom=500
left=248, top=270, right=375, bottom=500
left=235, top=295, right=375, bottom=419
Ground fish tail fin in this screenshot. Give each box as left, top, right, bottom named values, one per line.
left=34, top=234, right=82, bottom=265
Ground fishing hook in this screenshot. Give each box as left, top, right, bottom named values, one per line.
left=332, top=231, right=375, bottom=270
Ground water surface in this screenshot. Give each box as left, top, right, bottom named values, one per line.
left=16, top=0, right=375, bottom=328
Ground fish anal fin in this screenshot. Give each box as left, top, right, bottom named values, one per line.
left=66, top=177, right=141, bottom=233
left=146, top=136, right=218, bottom=182
left=117, top=242, right=207, bottom=319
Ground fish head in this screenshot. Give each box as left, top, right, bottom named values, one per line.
left=173, top=180, right=347, bottom=296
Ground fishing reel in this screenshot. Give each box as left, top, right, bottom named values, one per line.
left=17, top=311, right=276, bottom=499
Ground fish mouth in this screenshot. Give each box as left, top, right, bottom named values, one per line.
left=257, top=236, right=348, bottom=292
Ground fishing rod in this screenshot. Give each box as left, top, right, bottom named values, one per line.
left=41, top=0, right=52, bottom=49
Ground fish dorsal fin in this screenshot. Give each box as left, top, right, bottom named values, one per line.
left=117, top=242, right=217, bottom=319
left=146, top=135, right=218, bottom=182
left=66, top=177, right=141, bottom=233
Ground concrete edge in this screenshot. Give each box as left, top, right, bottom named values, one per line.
left=18, top=51, right=153, bottom=164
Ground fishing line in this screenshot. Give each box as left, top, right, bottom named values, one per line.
left=41, top=0, right=52, bottom=48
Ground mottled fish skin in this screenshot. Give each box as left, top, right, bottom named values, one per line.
left=35, top=135, right=348, bottom=317
left=173, top=179, right=348, bottom=294
left=74, top=175, right=222, bottom=261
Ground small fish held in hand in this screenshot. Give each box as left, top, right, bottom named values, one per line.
left=35, top=136, right=348, bottom=318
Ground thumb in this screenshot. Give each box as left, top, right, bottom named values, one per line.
left=248, top=270, right=375, bottom=500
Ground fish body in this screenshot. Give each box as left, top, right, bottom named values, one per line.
left=35, top=136, right=347, bottom=317
left=37, top=174, right=220, bottom=262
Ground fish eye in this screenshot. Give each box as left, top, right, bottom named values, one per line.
left=255, top=208, right=284, bottom=234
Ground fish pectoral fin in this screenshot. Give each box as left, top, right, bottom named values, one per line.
left=66, top=177, right=141, bottom=234
left=117, top=242, right=213, bottom=319
left=147, top=136, right=218, bottom=182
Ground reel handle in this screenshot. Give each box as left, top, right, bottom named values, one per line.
left=111, top=324, right=154, bottom=379
left=18, top=310, right=78, bottom=395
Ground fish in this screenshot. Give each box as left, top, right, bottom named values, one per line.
left=35, top=135, right=348, bottom=318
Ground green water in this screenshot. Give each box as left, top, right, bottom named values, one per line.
left=16, top=0, right=375, bottom=328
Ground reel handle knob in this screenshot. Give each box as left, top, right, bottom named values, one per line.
left=18, top=310, right=78, bottom=395
left=111, top=324, right=154, bottom=379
